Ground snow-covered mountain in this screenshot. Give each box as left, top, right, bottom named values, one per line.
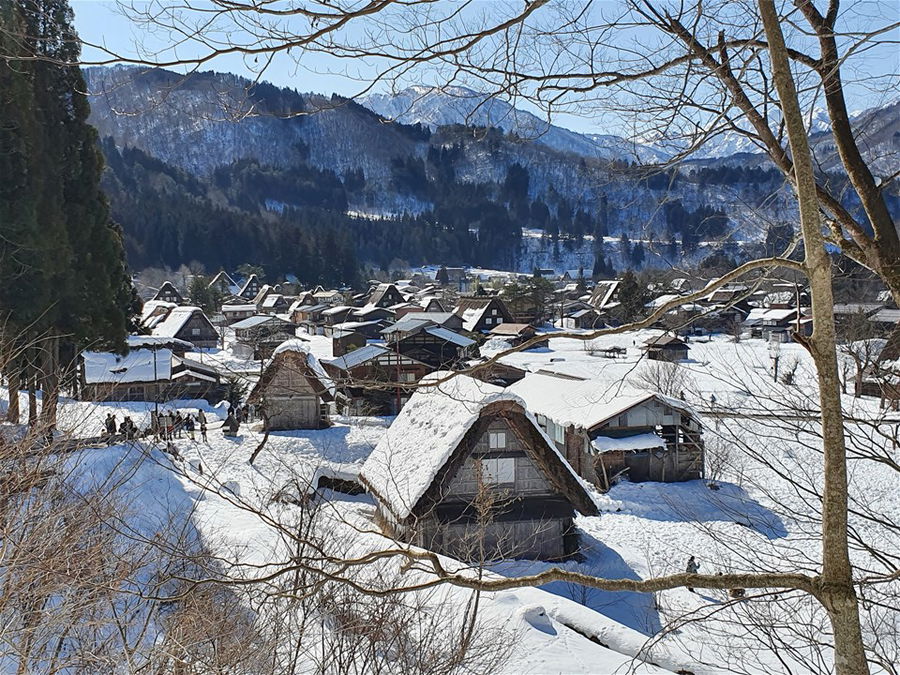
left=361, top=86, right=669, bottom=164
left=83, top=66, right=898, bottom=276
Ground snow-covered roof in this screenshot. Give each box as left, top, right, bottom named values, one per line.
left=590, top=280, right=620, bottom=308
left=424, top=325, right=475, bottom=347
left=360, top=372, right=595, bottom=522
left=83, top=348, right=172, bottom=384
left=745, top=308, right=798, bottom=324
left=140, top=300, right=176, bottom=325
left=488, top=323, right=534, bottom=337
left=459, top=306, right=486, bottom=332
left=297, top=303, right=331, bottom=314
left=322, top=304, right=354, bottom=316
left=645, top=294, right=680, bottom=310
left=238, top=274, right=259, bottom=297
left=230, top=314, right=291, bottom=330
left=151, top=306, right=207, bottom=338
left=126, top=335, right=193, bottom=351
left=209, top=270, right=238, bottom=293
left=591, top=433, right=666, bottom=454
left=382, top=317, right=433, bottom=335
left=261, top=294, right=285, bottom=308
left=324, top=344, right=390, bottom=371
left=508, top=372, right=697, bottom=431
left=354, top=305, right=392, bottom=317
left=222, top=303, right=257, bottom=313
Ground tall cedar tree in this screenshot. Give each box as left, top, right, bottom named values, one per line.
left=0, top=0, right=133, bottom=424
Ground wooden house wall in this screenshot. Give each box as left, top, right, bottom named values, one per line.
left=175, top=314, right=219, bottom=348
left=334, top=357, right=431, bottom=415
left=397, top=334, right=467, bottom=369
left=82, top=377, right=224, bottom=404
left=262, top=361, right=326, bottom=429
left=396, top=415, right=578, bottom=561
left=647, top=345, right=689, bottom=361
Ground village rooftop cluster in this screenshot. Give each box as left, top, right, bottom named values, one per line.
left=76, top=265, right=900, bottom=562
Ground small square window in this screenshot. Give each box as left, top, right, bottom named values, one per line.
left=492, top=308, right=498, bottom=316
left=191, top=328, right=201, bottom=336
left=488, top=431, right=507, bottom=449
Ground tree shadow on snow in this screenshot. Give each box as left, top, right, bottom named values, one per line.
left=604, top=479, right=788, bottom=540
left=494, top=535, right=663, bottom=637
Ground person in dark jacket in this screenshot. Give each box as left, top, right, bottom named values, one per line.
left=223, top=411, right=240, bottom=437
left=105, top=414, right=117, bottom=445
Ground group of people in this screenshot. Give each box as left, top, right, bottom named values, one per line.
left=153, top=409, right=208, bottom=442
left=103, top=413, right=139, bottom=443
left=101, top=408, right=233, bottom=445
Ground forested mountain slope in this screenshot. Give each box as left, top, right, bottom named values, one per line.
left=84, top=66, right=899, bottom=280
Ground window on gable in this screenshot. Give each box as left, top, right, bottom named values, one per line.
left=191, top=328, right=201, bottom=336
left=481, top=457, right=515, bottom=484
left=555, top=424, right=566, bottom=444
left=488, top=431, right=507, bottom=449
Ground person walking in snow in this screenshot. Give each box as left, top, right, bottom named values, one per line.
left=200, top=418, right=207, bottom=442
left=186, top=415, right=195, bottom=441
left=686, top=556, right=700, bottom=592
left=160, top=412, right=173, bottom=440
left=197, top=409, right=207, bottom=426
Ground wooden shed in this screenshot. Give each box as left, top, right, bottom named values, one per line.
left=644, top=334, right=689, bottom=362
left=359, top=374, right=597, bottom=561
left=247, top=340, right=335, bottom=430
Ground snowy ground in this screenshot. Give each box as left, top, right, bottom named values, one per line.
left=8, top=329, right=899, bottom=673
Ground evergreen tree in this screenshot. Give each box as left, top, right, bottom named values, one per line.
left=0, top=0, right=134, bottom=425
left=630, top=241, right=646, bottom=268
left=619, top=231, right=632, bottom=260
left=615, top=270, right=649, bottom=323
left=435, top=266, right=450, bottom=285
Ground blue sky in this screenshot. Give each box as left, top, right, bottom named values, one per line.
left=71, top=0, right=899, bottom=137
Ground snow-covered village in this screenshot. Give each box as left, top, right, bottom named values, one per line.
left=1, top=1, right=899, bottom=674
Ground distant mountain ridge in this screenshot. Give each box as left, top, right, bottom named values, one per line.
left=82, top=66, right=899, bottom=278
left=360, top=85, right=670, bottom=164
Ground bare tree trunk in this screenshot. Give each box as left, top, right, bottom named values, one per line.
left=38, top=336, right=59, bottom=431
left=26, top=353, right=37, bottom=428
left=793, top=0, right=900, bottom=307
left=6, top=363, right=21, bottom=423
left=759, top=2, right=869, bottom=672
